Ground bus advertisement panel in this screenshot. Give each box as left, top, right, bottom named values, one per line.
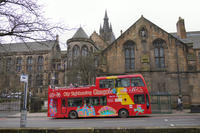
left=48, top=74, right=151, bottom=119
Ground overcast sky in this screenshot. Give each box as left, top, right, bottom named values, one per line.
left=40, top=0, right=200, bottom=50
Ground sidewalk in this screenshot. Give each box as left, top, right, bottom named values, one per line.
left=150, top=109, right=200, bottom=117
left=0, top=109, right=199, bottom=118
left=0, top=111, right=46, bottom=118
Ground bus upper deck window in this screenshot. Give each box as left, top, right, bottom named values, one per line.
left=115, top=78, right=130, bottom=87
left=100, top=79, right=114, bottom=88
left=131, top=77, right=144, bottom=87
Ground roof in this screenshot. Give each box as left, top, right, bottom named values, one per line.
left=171, top=31, right=200, bottom=49
left=102, top=16, right=186, bottom=54
left=72, top=27, right=89, bottom=39
left=0, top=40, right=56, bottom=53
left=186, top=31, right=200, bottom=49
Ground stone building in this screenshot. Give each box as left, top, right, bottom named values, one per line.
left=64, top=12, right=116, bottom=86
left=0, top=37, right=64, bottom=97
left=64, top=13, right=200, bottom=109
left=65, top=27, right=99, bottom=85
left=99, top=11, right=115, bottom=44
left=1, top=11, right=199, bottom=110
left=96, top=16, right=200, bottom=108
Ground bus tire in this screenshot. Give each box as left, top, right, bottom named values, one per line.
left=118, top=109, right=129, bottom=118
left=68, top=111, right=78, bottom=119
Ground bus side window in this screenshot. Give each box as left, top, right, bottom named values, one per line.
left=84, top=97, right=99, bottom=106
left=93, top=97, right=99, bottom=106
left=68, top=98, right=82, bottom=107
left=131, top=77, right=144, bottom=87
left=115, top=78, right=130, bottom=87
left=99, top=79, right=114, bottom=88
left=100, top=80, right=105, bottom=88
left=100, top=96, right=107, bottom=105
left=134, top=94, right=145, bottom=104
left=62, top=99, right=66, bottom=107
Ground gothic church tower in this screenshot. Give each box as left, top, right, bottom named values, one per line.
left=99, top=11, right=115, bottom=44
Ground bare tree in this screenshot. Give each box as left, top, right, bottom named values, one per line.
left=0, top=0, right=64, bottom=43
left=66, top=55, right=98, bottom=86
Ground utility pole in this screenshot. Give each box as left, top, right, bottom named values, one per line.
left=20, top=74, right=28, bottom=128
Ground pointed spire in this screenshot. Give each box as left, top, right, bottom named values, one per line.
left=99, top=24, right=102, bottom=34
left=103, top=10, right=109, bottom=32
left=110, top=23, right=112, bottom=31
left=104, top=10, right=108, bottom=19
left=99, top=10, right=116, bottom=44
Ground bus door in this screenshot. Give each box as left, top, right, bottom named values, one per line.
left=48, top=98, right=58, bottom=117
left=133, top=94, right=146, bottom=115
left=61, top=98, right=67, bottom=114
left=145, top=93, right=151, bottom=112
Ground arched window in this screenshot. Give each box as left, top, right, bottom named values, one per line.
left=38, top=56, right=43, bottom=64
left=90, top=46, right=93, bottom=53
left=6, top=57, right=12, bottom=72
left=16, top=57, right=22, bottom=65
left=72, top=45, right=80, bottom=59
left=124, top=41, right=135, bottom=71
left=37, top=56, right=43, bottom=71
left=153, top=39, right=165, bottom=68
left=27, top=56, right=32, bottom=64
left=81, top=46, right=88, bottom=56
left=27, top=56, right=33, bottom=72
left=16, top=57, right=22, bottom=72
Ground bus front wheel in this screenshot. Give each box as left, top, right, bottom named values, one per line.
left=118, top=109, right=129, bottom=118
left=68, top=111, right=78, bottom=119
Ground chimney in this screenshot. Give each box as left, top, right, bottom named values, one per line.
left=176, top=17, right=187, bottom=39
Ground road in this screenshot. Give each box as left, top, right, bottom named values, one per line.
left=0, top=114, right=200, bottom=128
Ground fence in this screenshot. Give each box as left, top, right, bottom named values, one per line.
left=150, top=92, right=172, bottom=114
left=0, top=97, right=21, bottom=111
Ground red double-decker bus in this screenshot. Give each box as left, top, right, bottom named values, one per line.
left=48, top=74, right=151, bottom=119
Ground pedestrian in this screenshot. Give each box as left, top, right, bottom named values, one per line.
left=70, top=83, right=73, bottom=88
left=177, top=95, right=183, bottom=111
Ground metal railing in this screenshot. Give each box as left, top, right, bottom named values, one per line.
left=150, top=92, right=172, bottom=114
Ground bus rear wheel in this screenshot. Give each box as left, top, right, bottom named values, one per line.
left=118, top=109, right=129, bottom=118
left=68, top=111, right=78, bottom=119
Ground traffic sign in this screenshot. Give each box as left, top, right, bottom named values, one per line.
left=20, top=74, right=28, bottom=83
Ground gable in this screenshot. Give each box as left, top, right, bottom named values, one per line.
left=90, top=31, right=108, bottom=50
left=102, top=16, right=187, bottom=54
